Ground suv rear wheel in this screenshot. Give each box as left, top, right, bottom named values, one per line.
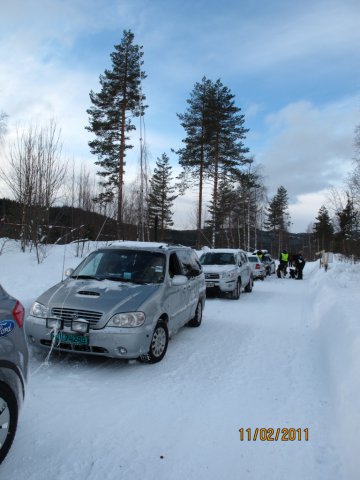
left=0, top=382, right=18, bottom=464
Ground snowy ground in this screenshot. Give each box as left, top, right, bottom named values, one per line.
left=0, top=241, right=359, bottom=480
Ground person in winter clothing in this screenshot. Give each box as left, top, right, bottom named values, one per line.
left=256, top=250, right=264, bottom=261
left=293, top=251, right=306, bottom=279
left=277, top=250, right=289, bottom=278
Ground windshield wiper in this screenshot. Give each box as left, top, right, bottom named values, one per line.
left=70, top=274, right=105, bottom=281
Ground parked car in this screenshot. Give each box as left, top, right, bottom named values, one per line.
left=26, top=244, right=206, bottom=364
left=262, top=253, right=276, bottom=275
left=199, top=249, right=253, bottom=299
left=253, top=250, right=276, bottom=276
left=0, top=285, right=29, bottom=464
left=247, top=253, right=266, bottom=280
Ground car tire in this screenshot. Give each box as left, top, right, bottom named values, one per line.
left=188, top=300, right=202, bottom=327
left=0, top=382, right=18, bottom=465
left=231, top=279, right=241, bottom=299
left=245, top=277, right=253, bottom=292
left=138, top=320, right=169, bottom=364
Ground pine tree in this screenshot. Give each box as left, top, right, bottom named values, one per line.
left=206, top=79, right=249, bottom=247
left=177, top=78, right=249, bottom=247
left=148, top=153, right=177, bottom=241
left=86, top=30, right=146, bottom=235
left=176, top=77, right=213, bottom=245
left=265, top=186, right=290, bottom=253
left=207, top=171, right=236, bottom=247
left=336, top=194, right=358, bottom=240
left=313, top=205, right=334, bottom=250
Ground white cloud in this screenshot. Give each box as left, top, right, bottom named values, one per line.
left=258, top=96, right=359, bottom=200
left=289, top=190, right=330, bottom=232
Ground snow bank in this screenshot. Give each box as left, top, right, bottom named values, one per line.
left=309, top=259, right=360, bottom=480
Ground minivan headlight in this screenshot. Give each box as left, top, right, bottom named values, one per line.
left=107, top=312, right=145, bottom=328
left=30, top=302, right=49, bottom=318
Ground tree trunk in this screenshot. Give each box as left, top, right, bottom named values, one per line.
left=118, top=52, right=129, bottom=239
left=211, top=137, right=219, bottom=248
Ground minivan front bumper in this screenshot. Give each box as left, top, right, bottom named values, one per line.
left=26, top=315, right=153, bottom=359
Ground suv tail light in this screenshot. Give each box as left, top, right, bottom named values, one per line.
left=12, top=300, right=25, bottom=327
left=255, top=264, right=261, bottom=269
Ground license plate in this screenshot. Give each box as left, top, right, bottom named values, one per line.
left=51, top=332, right=89, bottom=346
left=206, top=282, right=215, bottom=287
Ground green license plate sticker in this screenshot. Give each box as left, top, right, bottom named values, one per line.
left=52, top=332, right=89, bottom=345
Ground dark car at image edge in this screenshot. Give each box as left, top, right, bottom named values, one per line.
left=0, top=285, right=29, bottom=464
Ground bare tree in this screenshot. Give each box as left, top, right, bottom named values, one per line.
left=0, top=119, right=67, bottom=258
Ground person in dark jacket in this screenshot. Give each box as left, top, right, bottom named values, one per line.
left=293, top=251, right=306, bottom=279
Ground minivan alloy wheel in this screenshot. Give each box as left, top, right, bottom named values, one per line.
left=139, top=320, right=169, bottom=364
left=151, top=326, right=167, bottom=357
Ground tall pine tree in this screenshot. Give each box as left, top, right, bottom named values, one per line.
left=336, top=194, right=358, bottom=240
left=206, top=79, right=249, bottom=247
left=177, top=77, right=249, bottom=247
left=148, top=153, right=177, bottom=241
left=265, top=186, right=290, bottom=254
left=176, top=77, right=213, bottom=246
left=313, top=205, right=334, bottom=250
left=86, top=30, right=147, bottom=236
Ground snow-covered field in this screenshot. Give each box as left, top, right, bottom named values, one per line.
left=0, top=241, right=359, bottom=480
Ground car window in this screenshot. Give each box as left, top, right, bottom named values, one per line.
left=200, top=252, right=235, bottom=265
left=72, top=249, right=166, bottom=284
left=189, top=250, right=202, bottom=276
left=176, top=250, right=202, bottom=277
left=240, top=253, right=248, bottom=264
left=169, top=252, right=183, bottom=277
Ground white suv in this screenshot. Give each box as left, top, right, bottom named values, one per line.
left=199, top=249, right=253, bottom=299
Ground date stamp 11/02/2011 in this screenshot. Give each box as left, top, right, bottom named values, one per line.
left=239, top=427, right=309, bottom=442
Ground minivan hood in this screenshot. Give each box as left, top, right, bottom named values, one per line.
left=36, top=278, right=160, bottom=317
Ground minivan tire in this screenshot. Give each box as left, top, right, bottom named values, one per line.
left=0, top=382, right=18, bottom=464
left=231, top=280, right=241, bottom=299
left=188, top=300, right=202, bottom=327
left=139, top=320, right=169, bottom=364
left=245, top=277, right=253, bottom=293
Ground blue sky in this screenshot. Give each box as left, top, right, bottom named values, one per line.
left=1, top=0, right=359, bottom=232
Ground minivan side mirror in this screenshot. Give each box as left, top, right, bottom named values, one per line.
left=65, top=268, right=74, bottom=277
left=171, top=275, right=187, bottom=286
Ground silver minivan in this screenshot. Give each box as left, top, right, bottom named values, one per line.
left=26, top=245, right=206, bottom=363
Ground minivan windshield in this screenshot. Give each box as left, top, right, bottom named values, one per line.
left=200, top=252, right=235, bottom=265
left=71, top=249, right=166, bottom=284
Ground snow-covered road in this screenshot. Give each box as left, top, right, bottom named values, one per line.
left=1, top=252, right=350, bottom=480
